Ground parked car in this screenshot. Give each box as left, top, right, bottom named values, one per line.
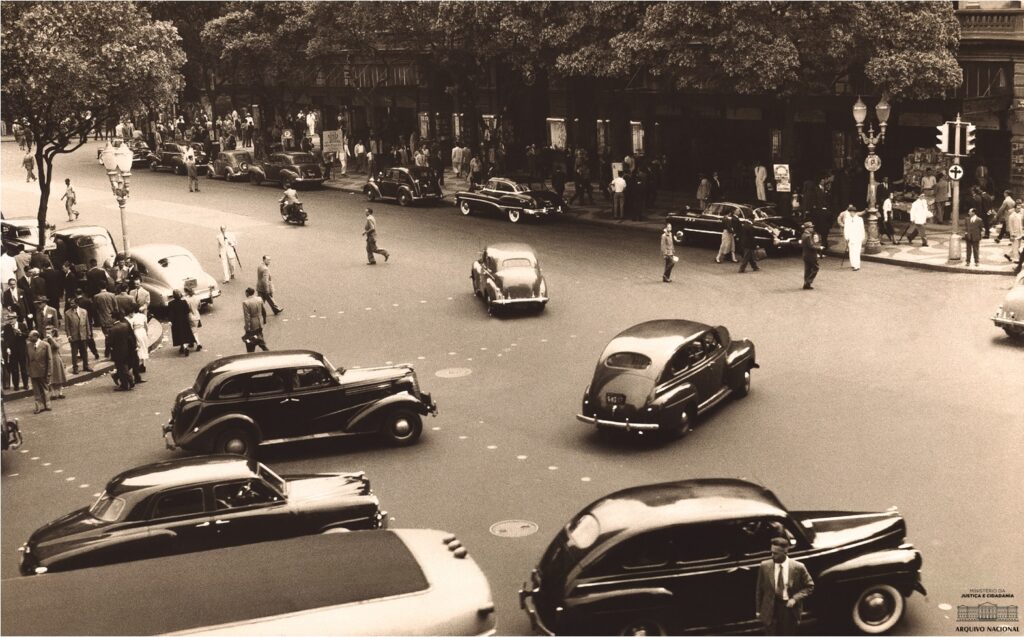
left=667, top=201, right=800, bottom=252
left=2, top=403, right=23, bottom=452
left=1, top=217, right=52, bottom=254
left=5, top=530, right=496, bottom=636
left=148, top=142, right=210, bottom=175
left=163, top=350, right=437, bottom=457
left=519, top=478, right=927, bottom=636
left=248, top=152, right=324, bottom=189
left=992, top=271, right=1024, bottom=340
left=470, top=243, right=548, bottom=315
left=364, top=166, right=442, bottom=206
left=577, top=319, right=757, bottom=437
left=209, top=149, right=254, bottom=181
left=47, top=225, right=118, bottom=281
left=18, top=455, right=383, bottom=576
left=455, top=177, right=565, bottom=224
left=127, top=243, right=221, bottom=311
left=128, top=139, right=152, bottom=166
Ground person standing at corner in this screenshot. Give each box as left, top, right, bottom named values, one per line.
left=755, top=537, right=814, bottom=636
left=256, top=255, right=283, bottom=315
left=217, top=225, right=241, bottom=284
left=107, top=311, right=137, bottom=391
left=363, top=208, right=390, bottom=265
left=880, top=191, right=896, bottom=244
left=610, top=171, right=627, bottom=221
left=63, top=298, right=93, bottom=374
left=25, top=330, right=51, bottom=413
left=905, top=191, right=931, bottom=247
left=185, top=151, right=200, bottom=193
left=242, top=287, right=269, bottom=352
left=661, top=223, right=676, bottom=283
left=61, top=178, right=79, bottom=222
left=737, top=218, right=760, bottom=273
left=1005, top=202, right=1023, bottom=264
left=964, top=208, right=983, bottom=267
left=841, top=205, right=865, bottom=271
left=800, top=221, right=821, bottom=290
left=696, top=173, right=711, bottom=211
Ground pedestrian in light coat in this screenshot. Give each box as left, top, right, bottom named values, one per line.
left=23, top=152, right=37, bottom=182
left=256, top=255, right=283, bottom=315
left=186, top=152, right=200, bottom=192
left=1006, top=203, right=1024, bottom=264
left=696, top=174, right=711, bottom=211
left=44, top=327, right=67, bottom=400
left=26, top=330, right=51, bottom=413
left=184, top=287, right=203, bottom=351
left=841, top=205, right=865, bottom=271
left=994, top=190, right=1015, bottom=243
left=363, top=208, right=390, bottom=265
left=64, top=298, right=92, bottom=374
left=452, top=143, right=464, bottom=178
left=61, top=178, right=80, bottom=222
left=906, top=191, right=931, bottom=247
left=755, top=537, right=814, bottom=636
left=128, top=304, right=149, bottom=377
left=217, top=225, right=241, bottom=283
left=661, top=224, right=676, bottom=283
left=964, top=208, right=983, bottom=267
left=716, top=210, right=738, bottom=263
left=610, top=171, right=627, bottom=221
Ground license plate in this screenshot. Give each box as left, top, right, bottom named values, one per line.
left=606, top=393, right=625, bottom=405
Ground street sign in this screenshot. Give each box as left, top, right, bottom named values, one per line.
left=864, top=154, right=882, bottom=172
left=948, top=164, right=965, bottom=181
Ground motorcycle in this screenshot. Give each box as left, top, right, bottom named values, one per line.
left=2, top=404, right=22, bottom=452
left=280, top=201, right=308, bottom=226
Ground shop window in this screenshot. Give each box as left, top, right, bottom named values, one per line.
left=596, top=120, right=611, bottom=157
left=960, top=62, right=1012, bottom=99
left=630, top=121, right=645, bottom=156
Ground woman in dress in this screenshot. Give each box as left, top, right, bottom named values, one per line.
left=45, top=327, right=67, bottom=400
left=128, top=303, right=149, bottom=375
left=716, top=209, right=738, bottom=263
left=184, top=287, right=203, bottom=351
left=167, top=289, right=196, bottom=356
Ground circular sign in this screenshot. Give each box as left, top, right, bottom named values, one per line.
left=947, top=164, right=965, bottom=181
left=489, top=520, right=539, bottom=538
left=864, top=154, right=882, bottom=172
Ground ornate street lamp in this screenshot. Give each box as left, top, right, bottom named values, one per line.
left=852, top=94, right=890, bottom=254
left=100, top=139, right=133, bottom=254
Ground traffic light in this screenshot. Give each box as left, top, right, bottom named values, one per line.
left=963, top=123, right=977, bottom=156
left=936, top=123, right=951, bottom=155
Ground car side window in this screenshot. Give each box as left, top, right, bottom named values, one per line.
left=213, top=479, right=279, bottom=510
left=217, top=153, right=226, bottom=162
left=685, top=341, right=707, bottom=367
left=216, top=376, right=248, bottom=400
left=700, top=331, right=722, bottom=354
left=706, top=204, right=723, bottom=217
left=247, top=371, right=286, bottom=396
left=671, top=524, right=733, bottom=565
left=292, top=366, right=332, bottom=390
left=732, top=518, right=795, bottom=558
left=603, top=531, right=674, bottom=572
left=151, top=488, right=205, bottom=520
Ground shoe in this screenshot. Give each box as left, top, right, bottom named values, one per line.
left=135, top=378, right=147, bottom=383
left=964, top=262, right=971, bottom=267
left=189, top=189, right=193, bottom=193
left=83, top=367, right=93, bottom=372
left=72, top=368, right=80, bottom=374
left=921, top=242, right=929, bottom=247
left=803, top=284, right=813, bottom=290
left=384, top=252, right=390, bottom=262
left=663, top=277, right=671, bottom=283
left=715, top=256, right=721, bottom=263
left=74, top=212, right=79, bottom=219
left=55, top=395, right=66, bottom=400
left=731, top=255, right=738, bottom=262
left=367, top=261, right=377, bottom=265
left=223, top=280, right=230, bottom=284
left=183, top=349, right=190, bottom=357
left=852, top=267, right=860, bottom=271
left=33, top=408, right=40, bottom=414
left=273, top=308, right=283, bottom=315
left=195, top=344, right=203, bottom=352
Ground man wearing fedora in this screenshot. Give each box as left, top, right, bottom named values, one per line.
left=801, top=220, right=821, bottom=290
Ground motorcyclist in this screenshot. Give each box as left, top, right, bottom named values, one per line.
left=279, top=182, right=301, bottom=218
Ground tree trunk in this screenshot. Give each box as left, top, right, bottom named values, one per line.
left=35, top=149, right=52, bottom=252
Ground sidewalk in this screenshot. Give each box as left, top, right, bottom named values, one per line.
left=324, top=169, right=1018, bottom=276
left=2, top=318, right=165, bottom=400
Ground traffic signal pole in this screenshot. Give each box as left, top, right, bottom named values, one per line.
left=936, top=113, right=975, bottom=264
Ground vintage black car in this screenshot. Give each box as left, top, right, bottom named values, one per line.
left=163, top=350, right=437, bottom=457
left=455, top=177, right=565, bottom=224
left=18, top=455, right=384, bottom=576
left=364, top=166, right=443, bottom=206
left=520, top=478, right=927, bottom=636
left=46, top=225, right=118, bottom=282
left=148, top=142, right=209, bottom=175
left=249, top=151, right=324, bottom=188
left=667, top=201, right=800, bottom=252
left=1, top=217, right=52, bottom=255
left=471, top=243, right=548, bottom=315
left=209, top=149, right=254, bottom=181
left=578, top=320, right=756, bottom=437
left=128, top=139, right=152, bottom=166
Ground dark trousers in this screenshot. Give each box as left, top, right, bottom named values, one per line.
left=996, top=218, right=1009, bottom=241
left=570, top=181, right=593, bottom=204
left=880, top=220, right=895, bottom=242
left=69, top=340, right=90, bottom=371
left=965, top=239, right=981, bottom=264
left=739, top=248, right=760, bottom=272
left=7, top=354, right=28, bottom=390
left=803, top=258, right=819, bottom=287
left=258, top=290, right=281, bottom=314
left=764, top=599, right=800, bottom=636
left=663, top=256, right=675, bottom=281
left=113, top=361, right=134, bottom=389
left=244, top=329, right=269, bottom=353
left=366, top=236, right=389, bottom=263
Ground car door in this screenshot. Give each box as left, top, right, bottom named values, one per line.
left=697, top=330, right=727, bottom=397
left=379, top=170, right=399, bottom=198
left=265, top=154, right=284, bottom=180
left=207, top=478, right=293, bottom=547
left=141, top=487, right=216, bottom=559
left=242, top=370, right=295, bottom=442
left=289, top=365, right=346, bottom=435
left=678, top=340, right=715, bottom=404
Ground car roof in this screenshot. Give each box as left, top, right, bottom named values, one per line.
left=199, top=349, right=324, bottom=378
left=105, top=455, right=256, bottom=496
left=485, top=243, right=537, bottom=260
left=1, top=218, right=37, bottom=228
left=222, top=149, right=252, bottom=156
left=602, top=319, right=712, bottom=365
left=128, top=243, right=198, bottom=261
left=52, top=225, right=111, bottom=237
left=582, top=478, right=788, bottom=535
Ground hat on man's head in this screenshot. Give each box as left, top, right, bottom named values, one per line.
left=802, top=221, right=815, bottom=228
left=846, top=204, right=857, bottom=211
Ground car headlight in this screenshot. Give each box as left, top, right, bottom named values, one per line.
left=539, top=279, right=547, bottom=296
left=493, top=287, right=503, bottom=300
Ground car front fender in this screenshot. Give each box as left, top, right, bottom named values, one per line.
left=184, top=413, right=261, bottom=451
left=346, top=392, right=430, bottom=435
left=817, top=548, right=925, bottom=595
left=280, top=168, right=299, bottom=181
left=364, top=182, right=381, bottom=196
left=146, top=153, right=160, bottom=164
left=564, top=586, right=674, bottom=614
left=249, top=166, right=267, bottom=181
left=726, top=339, right=758, bottom=370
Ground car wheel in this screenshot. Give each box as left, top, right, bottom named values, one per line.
left=851, top=583, right=905, bottom=634
left=216, top=427, right=256, bottom=458
left=485, top=292, right=497, bottom=316
left=733, top=366, right=752, bottom=398
left=366, top=188, right=378, bottom=202
left=673, top=229, right=686, bottom=245
left=175, top=164, right=185, bottom=176
left=383, top=409, right=422, bottom=446
left=618, top=618, right=666, bottom=636
left=459, top=200, right=472, bottom=216
left=249, top=172, right=261, bottom=185
left=508, top=208, right=522, bottom=224
left=149, top=160, right=159, bottom=171
left=398, top=191, right=412, bottom=207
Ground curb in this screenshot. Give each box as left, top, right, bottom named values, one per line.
left=822, top=246, right=1015, bottom=276
left=2, top=319, right=166, bottom=401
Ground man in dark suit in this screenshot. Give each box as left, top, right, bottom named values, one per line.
left=85, top=258, right=111, bottom=297
left=755, top=537, right=814, bottom=636
left=41, top=264, right=63, bottom=317
left=3, top=278, right=30, bottom=323
left=737, top=218, right=761, bottom=273
left=92, top=287, right=117, bottom=358
left=107, top=311, right=137, bottom=390
left=964, top=207, right=984, bottom=267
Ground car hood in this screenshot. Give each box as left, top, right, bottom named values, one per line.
left=27, top=507, right=107, bottom=553
left=1002, top=282, right=1024, bottom=313
left=283, top=472, right=371, bottom=507
left=790, top=509, right=906, bottom=550
left=339, top=365, right=410, bottom=387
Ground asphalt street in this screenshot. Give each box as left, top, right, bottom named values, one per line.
left=2, top=140, right=1022, bottom=635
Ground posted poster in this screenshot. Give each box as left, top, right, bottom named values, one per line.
left=773, top=163, right=791, bottom=192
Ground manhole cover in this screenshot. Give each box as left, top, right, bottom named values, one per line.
left=435, top=367, right=473, bottom=378
left=489, top=520, right=539, bottom=538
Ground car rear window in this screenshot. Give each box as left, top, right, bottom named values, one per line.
left=605, top=352, right=652, bottom=370
left=501, top=258, right=533, bottom=269
left=288, top=153, right=316, bottom=164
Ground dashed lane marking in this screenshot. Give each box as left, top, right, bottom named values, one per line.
left=42, top=462, right=51, bottom=467
left=581, top=477, right=592, bottom=482
left=30, top=457, right=39, bottom=460
left=458, top=435, right=468, bottom=440
left=487, top=445, right=497, bottom=450
left=938, top=604, right=953, bottom=611
left=431, top=427, right=441, bottom=431
left=516, top=455, right=528, bottom=460
left=548, top=466, right=558, bottom=471
left=65, top=477, right=75, bottom=482
left=54, top=469, right=64, bottom=474
left=79, top=484, right=90, bottom=488
left=9, top=473, right=19, bottom=477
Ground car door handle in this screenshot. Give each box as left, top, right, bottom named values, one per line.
left=194, top=521, right=210, bottom=528
left=214, top=519, right=230, bottom=525
left=279, top=398, right=298, bottom=404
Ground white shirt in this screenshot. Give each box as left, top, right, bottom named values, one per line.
left=217, top=230, right=238, bottom=256
left=882, top=197, right=893, bottom=221
left=774, top=559, right=790, bottom=600
left=354, top=143, right=365, bottom=155
left=844, top=214, right=865, bottom=242
left=910, top=197, right=931, bottom=224
left=611, top=177, right=627, bottom=193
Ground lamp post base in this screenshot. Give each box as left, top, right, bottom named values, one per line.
left=864, top=209, right=881, bottom=255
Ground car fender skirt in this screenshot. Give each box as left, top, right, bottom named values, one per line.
left=190, top=414, right=260, bottom=450
left=365, top=182, right=381, bottom=195
left=347, top=392, right=430, bottom=434
left=818, top=549, right=924, bottom=593
left=565, top=587, right=674, bottom=614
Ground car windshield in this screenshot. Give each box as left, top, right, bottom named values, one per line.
left=752, top=207, right=773, bottom=220
left=256, top=462, right=288, bottom=497
left=75, top=233, right=112, bottom=249
left=567, top=513, right=601, bottom=550
left=321, top=354, right=345, bottom=379
left=230, top=152, right=253, bottom=163
left=501, top=258, right=534, bottom=269
left=510, top=182, right=532, bottom=193
left=605, top=352, right=652, bottom=370
left=89, top=492, right=127, bottom=522
left=288, top=154, right=316, bottom=164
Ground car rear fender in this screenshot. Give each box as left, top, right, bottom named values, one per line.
left=280, top=168, right=299, bottom=181
left=346, top=392, right=428, bottom=434
left=146, top=152, right=160, bottom=164
left=364, top=181, right=382, bottom=196
left=249, top=165, right=267, bottom=181
left=817, top=548, right=925, bottom=596
left=193, top=413, right=261, bottom=450
left=653, top=381, right=699, bottom=412
left=725, top=339, right=757, bottom=371
left=564, top=586, right=674, bottom=615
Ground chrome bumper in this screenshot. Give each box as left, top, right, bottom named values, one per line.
left=421, top=393, right=438, bottom=416
left=162, top=422, right=178, bottom=450
left=492, top=296, right=548, bottom=306
left=992, top=314, right=1023, bottom=329
left=518, top=585, right=555, bottom=636
left=523, top=207, right=558, bottom=217
left=576, top=414, right=660, bottom=431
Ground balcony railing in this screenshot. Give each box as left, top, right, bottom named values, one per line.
left=957, top=9, right=1024, bottom=41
